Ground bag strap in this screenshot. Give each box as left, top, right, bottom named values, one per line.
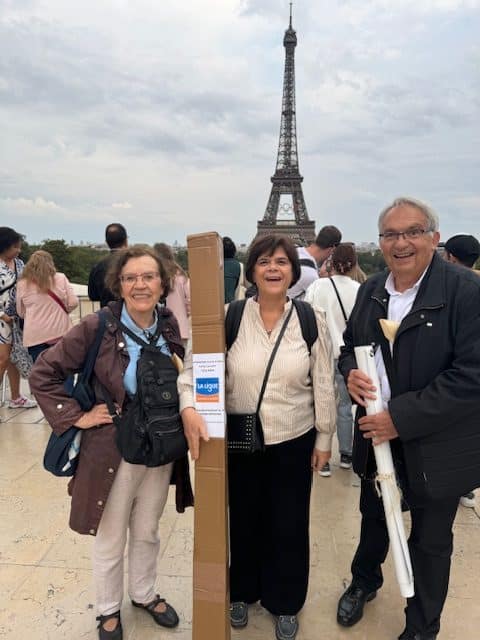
left=225, top=298, right=318, bottom=355
left=299, top=257, right=318, bottom=270
left=225, top=299, right=247, bottom=350
left=329, top=277, right=348, bottom=324
left=255, top=304, right=294, bottom=414
left=47, top=289, right=68, bottom=314
left=0, top=280, right=16, bottom=296
left=111, top=312, right=164, bottom=349
left=80, top=310, right=108, bottom=383
left=291, top=299, right=318, bottom=355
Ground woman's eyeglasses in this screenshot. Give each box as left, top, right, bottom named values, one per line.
left=120, top=272, right=160, bottom=285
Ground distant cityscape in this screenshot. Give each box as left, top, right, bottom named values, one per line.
left=70, top=240, right=380, bottom=255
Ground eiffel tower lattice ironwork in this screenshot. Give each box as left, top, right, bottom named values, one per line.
left=256, top=3, right=315, bottom=245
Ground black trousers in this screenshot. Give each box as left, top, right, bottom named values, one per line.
left=351, top=478, right=459, bottom=636
left=228, top=428, right=316, bottom=616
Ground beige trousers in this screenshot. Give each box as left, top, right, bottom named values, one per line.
left=93, top=459, right=173, bottom=615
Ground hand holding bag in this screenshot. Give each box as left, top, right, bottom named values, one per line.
left=227, top=304, right=293, bottom=454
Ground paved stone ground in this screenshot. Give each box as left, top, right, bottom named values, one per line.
left=0, top=395, right=479, bottom=640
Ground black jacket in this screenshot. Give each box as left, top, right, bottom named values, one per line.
left=88, top=252, right=118, bottom=307
left=339, top=253, right=480, bottom=499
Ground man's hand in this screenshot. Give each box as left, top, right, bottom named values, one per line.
left=181, top=407, right=209, bottom=460
left=74, top=403, right=113, bottom=429
left=347, top=368, right=377, bottom=407
left=358, top=410, right=398, bottom=445
left=311, top=448, right=331, bottom=471
left=1, top=313, right=13, bottom=325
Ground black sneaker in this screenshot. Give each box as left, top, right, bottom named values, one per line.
left=275, top=615, right=299, bottom=640
left=319, top=462, right=331, bottom=477
left=230, top=601, right=248, bottom=628
left=340, top=454, right=352, bottom=469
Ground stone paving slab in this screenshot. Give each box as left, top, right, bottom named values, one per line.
left=0, top=400, right=479, bottom=639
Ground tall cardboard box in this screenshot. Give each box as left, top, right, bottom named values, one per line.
left=187, top=232, right=230, bottom=640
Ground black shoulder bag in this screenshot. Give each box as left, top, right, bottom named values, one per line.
left=227, top=304, right=294, bottom=454
left=43, top=310, right=107, bottom=476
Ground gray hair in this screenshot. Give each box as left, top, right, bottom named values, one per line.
left=378, top=197, right=439, bottom=233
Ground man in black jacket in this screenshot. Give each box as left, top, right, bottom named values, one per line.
left=88, top=223, right=128, bottom=307
left=336, top=197, right=480, bottom=640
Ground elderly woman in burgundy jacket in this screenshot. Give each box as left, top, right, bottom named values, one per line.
left=30, top=245, right=196, bottom=640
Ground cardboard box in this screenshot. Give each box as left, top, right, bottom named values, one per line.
left=187, top=232, right=230, bottom=640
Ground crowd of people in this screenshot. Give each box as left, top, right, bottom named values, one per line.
left=1, top=195, right=480, bottom=640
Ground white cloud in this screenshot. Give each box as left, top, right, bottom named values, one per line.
left=111, top=201, right=132, bottom=209
left=0, top=0, right=479, bottom=245
left=1, top=196, right=60, bottom=210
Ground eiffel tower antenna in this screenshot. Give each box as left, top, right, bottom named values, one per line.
left=255, top=2, right=315, bottom=245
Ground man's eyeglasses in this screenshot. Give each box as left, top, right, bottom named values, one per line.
left=120, top=272, right=160, bottom=285
left=379, top=228, right=433, bottom=242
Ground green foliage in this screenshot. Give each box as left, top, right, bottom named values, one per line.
left=20, top=238, right=108, bottom=285
left=174, top=247, right=189, bottom=272
left=357, top=250, right=386, bottom=276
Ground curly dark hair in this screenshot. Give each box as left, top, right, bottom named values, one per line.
left=105, top=245, right=170, bottom=299
left=245, top=234, right=301, bottom=288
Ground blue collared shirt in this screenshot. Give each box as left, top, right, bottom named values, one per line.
left=121, top=305, right=171, bottom=396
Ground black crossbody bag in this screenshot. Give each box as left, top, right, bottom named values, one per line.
left=227, top=305, right=293, bottom=454
left=102, top=316, right=187, bottom=467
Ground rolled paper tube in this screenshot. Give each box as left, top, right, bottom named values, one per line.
left=171, top=352, right=184, bottom=373
left=379, top=318, right=400, bottom=343
left=354, top=345, right=415, bottom=598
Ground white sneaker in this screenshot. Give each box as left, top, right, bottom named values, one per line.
left=8, top=395, right=37, bottom=409
left=460, top=492, right=475, bottom=508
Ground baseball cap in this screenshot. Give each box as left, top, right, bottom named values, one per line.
left=444, top=234, right=480, bottom=268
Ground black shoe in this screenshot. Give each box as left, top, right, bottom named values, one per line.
left=337, top=583, right=377, bottom=627
left=398, top=629, right=437, bottom=640
left=131, top=595, right=179, bottom=628
left=230, top=601, right=248, bottom=628
left=340, top=454, right=352, bottom=469
left=275, top=615, right=299, bottom=640
left=96, top=611, right=123, bottom=640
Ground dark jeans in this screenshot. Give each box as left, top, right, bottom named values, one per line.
left=351, top=478, right=459, bottom=636
left=28, top=343, right=74, bottom=395
left=228, top=428, right=316, bottom=616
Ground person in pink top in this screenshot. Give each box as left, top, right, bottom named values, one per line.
left=16, top=250, right=79, bottom=364
left=153, top=243, right=191, bottom=346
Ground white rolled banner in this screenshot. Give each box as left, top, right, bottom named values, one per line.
left=354, top=345, right=415, bottom=598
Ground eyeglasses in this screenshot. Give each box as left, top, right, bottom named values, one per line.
left=256, top=257, right=290, bottom=267
left=120, top=271, right=160, bottom=285
left=379, top=228, right=433, bottom=242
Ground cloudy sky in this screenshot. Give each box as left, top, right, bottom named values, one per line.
left=1, top=0, right=479, bottom=246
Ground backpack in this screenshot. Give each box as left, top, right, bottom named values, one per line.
left=104, top=316, right=188, bottom=467
left=225, top=298, right=318, bottom=355
left=299, top=257, right=318, bottom=270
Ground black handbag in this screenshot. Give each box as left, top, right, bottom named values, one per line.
left=227, top=305, right=293, bottom=454
left=43, top=311, right=107, bottom=476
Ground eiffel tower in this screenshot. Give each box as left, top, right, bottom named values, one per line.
left=256, top=3, right=315, bottom=246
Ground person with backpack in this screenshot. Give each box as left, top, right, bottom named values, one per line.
left=179, top=234, right=336, bottom=640
left=305, top=243, right=361, bottom=476
left=29, top=245, right=195, bottom=640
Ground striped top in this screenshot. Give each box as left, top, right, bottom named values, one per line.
left=178, top=297, right=337, bottom=451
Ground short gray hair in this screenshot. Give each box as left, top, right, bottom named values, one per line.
left=378, top=197, right=439, bottom=233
